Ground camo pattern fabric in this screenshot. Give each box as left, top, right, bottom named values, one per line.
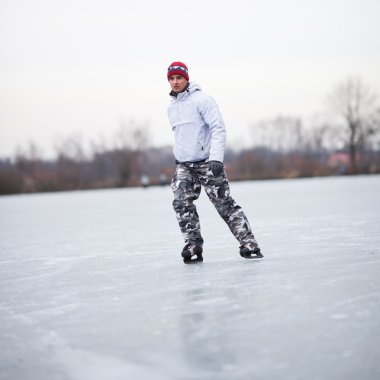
left=171, top=161, right=259, bottom=248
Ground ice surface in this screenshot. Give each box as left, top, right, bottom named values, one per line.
left=1, top=175, right=380, bottom=380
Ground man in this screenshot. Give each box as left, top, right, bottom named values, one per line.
left=167, top=61, right=263, bottom=264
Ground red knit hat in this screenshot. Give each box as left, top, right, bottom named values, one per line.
left=167, top=61, right=189, bottom=81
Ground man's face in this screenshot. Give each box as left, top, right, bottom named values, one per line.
left=169, top=75, right=188, bottom=93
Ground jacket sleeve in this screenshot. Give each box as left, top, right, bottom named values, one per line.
left=198, top=95, right=226, bottom=162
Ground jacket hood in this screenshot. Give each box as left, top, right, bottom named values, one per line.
left=170, top=82, right=202, bottom=100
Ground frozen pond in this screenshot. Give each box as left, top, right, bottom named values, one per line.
left=1, top=175, right=380, bottom=380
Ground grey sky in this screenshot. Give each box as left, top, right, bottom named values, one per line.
left=1, top=0, right=379, bottom=157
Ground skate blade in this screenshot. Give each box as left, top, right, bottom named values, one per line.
left=183, top=258, right=203, bottom=264
left=183, top=254, right=203, bottom=264
left=241, top=252, right=264, bottom=259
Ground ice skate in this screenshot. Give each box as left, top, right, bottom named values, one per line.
left=240, top=242, right=264, bottom=259
left=181, top=243, right=203, bottom=264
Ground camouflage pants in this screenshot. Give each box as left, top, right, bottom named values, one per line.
left=171, top=161, right=258, bottom=248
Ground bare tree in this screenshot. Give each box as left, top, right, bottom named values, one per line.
left=114, top=120, right=151, bottom=184
left=115, top=119, right=150, bottom=151
left=251, top=116, right=304, bottom=152
left=327, top=77, right=380, bottom=173
left=53, top=134, right=87, bottom=162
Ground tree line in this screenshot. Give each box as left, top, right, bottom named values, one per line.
left=1, top=77, right=379, bottom=195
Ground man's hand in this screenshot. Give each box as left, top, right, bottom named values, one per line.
left=209, top=160, right=224, bottom=177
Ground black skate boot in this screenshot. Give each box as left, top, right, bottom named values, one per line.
left=181, top=243, right=203, bottom=264
left=240, top=242, right=264, bottom=259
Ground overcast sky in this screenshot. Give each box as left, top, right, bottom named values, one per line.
left=1, top=0, right=379, bottom=158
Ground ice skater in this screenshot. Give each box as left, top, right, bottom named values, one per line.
left=167, top=61, right=263, bottom=263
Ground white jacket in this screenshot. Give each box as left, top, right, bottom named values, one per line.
left=167, top=82, right=226, bottom=163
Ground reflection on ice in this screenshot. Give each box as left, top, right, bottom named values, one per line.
left=1, top=175, right=380, bottom=379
